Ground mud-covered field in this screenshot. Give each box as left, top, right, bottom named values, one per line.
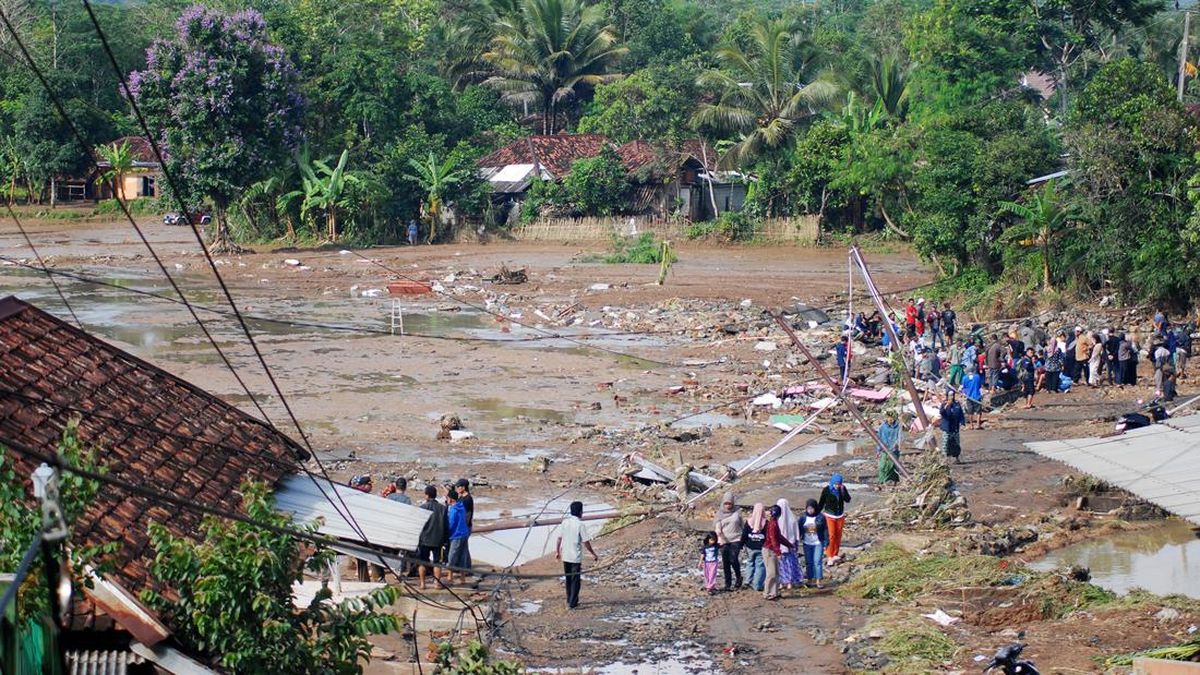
left=3, top=214, right=1197, bottom=673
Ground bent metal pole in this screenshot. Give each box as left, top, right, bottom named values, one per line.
left=771, top=311, right=911, bottom=480
left=850, top=246, right=931, bottom=430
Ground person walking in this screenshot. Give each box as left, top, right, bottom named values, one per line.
left=556, top=501, right=599, bottom=609
left=713, top=492, right=744, bottom=591
left=445, top=489, right=471, bottom=585
left=762, top=505, right=794, bottom=601
left=416, top=485, right=447, bottom=590
left=1175, top=323, right=1192, bottom=380
left=818, top=474, right=851, bottom=564
left=741, top=503, right=767, bottom=592
left=986, top=335, right=1005, bottom=393
left=947, top=339, right=965, bottom=387
left=962, top=364, right=985, bottom=429
left=407, top=219, right=419, bottom=246
left=1088, top=332, right=1104, bottom=387
left=775, top=498, right=802, bottom=590
left=800, top=499, right=830, bottom=589
left=701, top=533, right=720, bottom=594
left=942, top=304, right=957, bottom=344
left=1018, top=347, right=1037, bottom=409
left=877, top=411, right=902, bottom=485
left=939, top=391, right=966, bottom=463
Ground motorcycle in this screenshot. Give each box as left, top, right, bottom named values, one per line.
left=983, top=643, right=1040, bottom=675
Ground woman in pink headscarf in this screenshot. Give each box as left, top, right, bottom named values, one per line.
left=775, top=498, right=802, bottom=590
left=741, top=503, right=767, bottom=592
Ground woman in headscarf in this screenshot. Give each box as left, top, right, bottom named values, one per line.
left=877, top=411, right=901, bottom=486
left=800, top=499, right=829, bottom=588
left=818, top=474, right=851, bottom=564
left=741, top=503, right=767, bottom=592
left=761, top=504, right=794, bottom=601
left=712, top=492, right=744, bottom=591
left=774, top=498, right=802, bottom=590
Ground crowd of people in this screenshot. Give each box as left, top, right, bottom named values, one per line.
left=704, top=475, right=852, bottom=600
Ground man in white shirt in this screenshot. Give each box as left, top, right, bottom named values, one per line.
left=555, top=501, right=599, bottom=609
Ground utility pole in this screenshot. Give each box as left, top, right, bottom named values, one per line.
left=1179, top=11, right=1191, bottom=102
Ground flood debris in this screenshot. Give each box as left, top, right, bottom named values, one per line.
left=489, top=265, right=528, bottom=285
left=882, top=451, right=972, bottom=527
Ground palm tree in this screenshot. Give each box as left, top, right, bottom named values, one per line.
left=484, top=0, right=627, bottom=134
left=998, top=179, right=1082, bottom=291
left=868, top=55, right=911, bottom=122
left=283, top=149, right=360, bottom=242
left=403, top=152, right=468, bottom=244
left=693, top=18, right=839, bottom=167
left=98, top=140, right=135, bottom=201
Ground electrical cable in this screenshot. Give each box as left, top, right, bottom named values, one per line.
left=3, top=204, right=82, bottom=330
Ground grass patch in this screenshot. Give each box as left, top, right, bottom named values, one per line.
left=597, top=232, right=676, bottom=264
left=871, top=613, right=958, bottom=673
left=838, top=543, right=1011, bottom=602
left=1105, top=635, right=1200, bottom=668
left=92, top=198, right=165, bottom=217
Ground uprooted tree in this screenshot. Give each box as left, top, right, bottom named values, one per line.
left=130, top=5, right=303, bottom=254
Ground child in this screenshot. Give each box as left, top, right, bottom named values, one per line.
left=701, top=532, right=720, bottom=594
left=801, top=499, right=829, bottom=589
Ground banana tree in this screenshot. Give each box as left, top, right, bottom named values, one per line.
left=295, top=149, right=359, bottom=241
left=403, top=152, right=467, bottom=244
left=98, top=140, right=135, bottom=201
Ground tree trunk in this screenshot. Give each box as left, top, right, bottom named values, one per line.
left=328, top=207, right=338, bottom=241
left=49, top=177, right=56, bottom=208
left=208, top=203, right=245, bottom=255
left=1042, top=235, right=1052, bottom=291
left=879, top=201, right=910, bottom=238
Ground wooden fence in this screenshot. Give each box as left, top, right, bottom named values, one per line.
left=512, top=215, right=819, bottom=244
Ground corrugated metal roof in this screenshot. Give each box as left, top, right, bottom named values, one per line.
left=1025, top=414, right=1200, bottom=525
left=66, top=649, right=145, bottom=675
left=273, top=474, right=431, bottom=550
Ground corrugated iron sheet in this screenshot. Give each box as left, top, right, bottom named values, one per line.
left=1025, top=414, right=1200, bottom=525
left=273, top=475, right=431, bottom=550
left=66, top=649, right=144, bottom=675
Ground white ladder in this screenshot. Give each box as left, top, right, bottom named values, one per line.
left=390, top=300, right=405, bottom=336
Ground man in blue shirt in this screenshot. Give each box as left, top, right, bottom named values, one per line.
left=939, top=391, right=966, bottom=464
left=961, top=365, right=985, bottom=430
left=446, top=489, right=471, bottom=585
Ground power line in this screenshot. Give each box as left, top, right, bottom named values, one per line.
left=3, top=204, right=82, bottom=329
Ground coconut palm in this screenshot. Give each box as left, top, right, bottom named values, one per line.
left=868, top=54, right=911, bottom=122
left=693, top=18, right=839, bottom=167
left=403, top=152, right=468, bottom=244
left=484, top=0, right=627, bottom=134
left=998, top=179, right=1083, bottom=291
left=98, top=140, right=135, bottom=201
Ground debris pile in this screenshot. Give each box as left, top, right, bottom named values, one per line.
left=883, top=451, right=972, bottom=527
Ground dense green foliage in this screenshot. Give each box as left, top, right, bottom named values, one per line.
left=2, top=0, right=1199, bottom=302
left=142, top=482, right=404, bottom=673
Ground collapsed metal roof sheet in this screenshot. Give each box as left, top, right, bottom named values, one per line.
left=1025, top=414, right=1200, bottom=526
left=273, top=474, right=431, bottom=551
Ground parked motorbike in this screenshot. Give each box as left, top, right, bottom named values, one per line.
left=983, top=643, right=1040, bottom=675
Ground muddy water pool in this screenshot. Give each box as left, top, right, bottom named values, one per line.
left=1029, top=519, right=1200, bottom=599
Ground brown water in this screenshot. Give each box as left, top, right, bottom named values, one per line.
left=1029, top=519, right=1200, bottom=599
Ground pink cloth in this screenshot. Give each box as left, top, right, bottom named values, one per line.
left=703, top=561, right=719, bottom=590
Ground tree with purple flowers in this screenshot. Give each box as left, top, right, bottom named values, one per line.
left=131, top=5, right=302, bottom=253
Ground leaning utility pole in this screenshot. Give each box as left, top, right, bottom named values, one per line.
left=1179, top=11, right=1191, bottom=102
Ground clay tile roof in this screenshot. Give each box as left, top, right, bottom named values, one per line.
left=681, top=139, right=719, bottom=171
left=477, top=134, right=611, bottom=177
left=615, top=140, right=663, bottom=173
left=98, top=136, right=160, bottom=166
left=0, top=296, right=307, bottom=596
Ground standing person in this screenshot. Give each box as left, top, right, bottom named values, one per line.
left=947, top=339, right=965, bottom=387
left=1176, top=323, right=1192, bottom=380
left=942, top=304, right=957, bottom=344
left=407, top=219, right=419, bottom=246
left=800, top=499, right=829, bottom=589
left=818, top=475, right=851, bottom=564
left=1154, top=309, right=1168, bottom=338
left=385, top=477, right=412, bottom=505
left=1063, top=330, right=1078, bottom=383
left=775, top=498, right=802, bottom=590
left=835, top=337, right=849, bottom=381
left=1019, top=321, right=1036, bottom=351
left=1154, top=341, right=1172, bottom=393
left=939, top=391, right=966, bottom=463
left=1106, top=329, right=1122, bottom=385
left=986, top=335, right=1005, bottom=393
left=877, top=411, right=902, bottom=485
left=962, top=365, right=985, bottom=429
left=1089, top=332, right=1104, bottom=386
left=904, top=298, right=918, bottom=340
left=445, top=490, right=470, bottom=585
left=1118, top=332, right=1134, bottom=387
left=741, top=503, right=766, bottom=592
left=762, top=505, right=794, bottom=601
left=416, top=485, right=447, bottom=590
left=916, top=298, right=927, bottom=338
left=453, top=478, right=474, bottom=570
left=1073, top=328, right=1092, bottom=385
left=700, top=533, right=720, bottom=594
left=713, top=492, right=744, bottom=591
left=556, top=501, right=599, bottom=609
left=928, top=302, right=943, bottom=349
left=1018, top=348, right=1037, bottom=409
left=1044, top=343, right=1063, bottom=393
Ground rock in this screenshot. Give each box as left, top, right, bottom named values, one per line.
left=1066, top=565, right=1091, bottom=582
left=1155, top=607, right=1182, bottom=622
left=754, top=341, right=778, bottom=352
left=867, top=628, right=886, bottom=639
left=284, top=258, right=301, bottom=266
left=589, top=401, right=602, bottom=410
left=589, top=283, right=611, bottom=291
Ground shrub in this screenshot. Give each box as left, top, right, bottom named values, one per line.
left=603, top=232, right=676, bottom=264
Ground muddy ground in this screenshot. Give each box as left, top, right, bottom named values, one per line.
left=3, top=213, right=1198, bottom=673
